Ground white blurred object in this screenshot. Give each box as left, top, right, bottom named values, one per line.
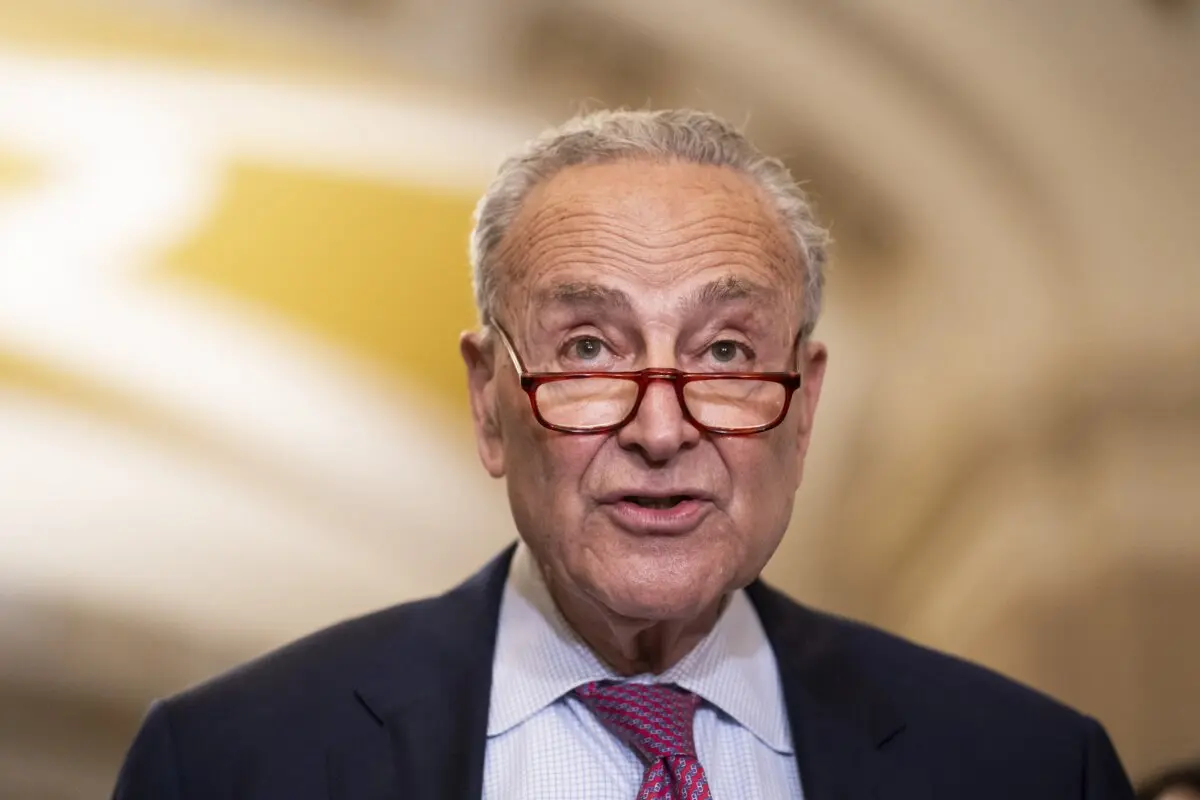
left=0, top=50, right=531, bottom=644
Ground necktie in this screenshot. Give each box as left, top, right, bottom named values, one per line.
left=575, top=681, right=714, bottom=800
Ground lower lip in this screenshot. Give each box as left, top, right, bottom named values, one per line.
left=603, top=499, right=710, bottom=535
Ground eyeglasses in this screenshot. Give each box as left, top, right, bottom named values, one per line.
left=491, top=323, right=804, bottom=435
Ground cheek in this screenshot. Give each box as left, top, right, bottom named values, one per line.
left=503, top=431, right=580, bottom=564
left=723, top=434, right=802, bottom=516
left=504, top=420, right=602, bottom=512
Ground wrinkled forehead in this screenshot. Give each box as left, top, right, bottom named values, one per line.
left=493, top=160, right=803, bottom=334
left=525, top=275, right=791, bottom=341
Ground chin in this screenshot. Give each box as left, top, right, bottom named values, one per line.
left=567, top=522, right=745, bottom=622
left=590, top=568, right=725, bottom=623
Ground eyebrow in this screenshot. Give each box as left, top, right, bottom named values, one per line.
left=534, top=281, right=635, bottom=313
left=679, top=276, right=774, bottom=314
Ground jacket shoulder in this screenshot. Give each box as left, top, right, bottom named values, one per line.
left=749, top=581, right=1092, bottom=732
left=818, top=608, right=1133, bottom=796
left=835, top=611, right=1079, bottom=721
left=166, top=545, right=513, bottom=726
left=160, top=594, right=440, bottom=743
left=115, top=548, right=515, bottom=796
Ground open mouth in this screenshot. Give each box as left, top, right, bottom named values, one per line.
left=623, top=495, right=694, bottom=509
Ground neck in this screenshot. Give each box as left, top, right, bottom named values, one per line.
left=544, top=572, right=727, bottom=676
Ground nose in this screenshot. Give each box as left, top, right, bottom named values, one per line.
left=615, top=377, right=700, bottom=463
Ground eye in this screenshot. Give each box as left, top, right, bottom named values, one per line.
left=565, top=335, right=607, bottom=362
left=708, top=340, right=750, bottom=364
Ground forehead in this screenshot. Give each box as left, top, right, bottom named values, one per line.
left=494, top=159, right=801, bottom=325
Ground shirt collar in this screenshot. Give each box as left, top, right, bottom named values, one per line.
left=487, top=542, right=793, bottom=754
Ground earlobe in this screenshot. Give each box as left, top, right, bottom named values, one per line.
left=460, top=330, right=507, bottom=478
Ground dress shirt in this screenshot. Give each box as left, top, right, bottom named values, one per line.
left=482, top=543, right=805, bottom=799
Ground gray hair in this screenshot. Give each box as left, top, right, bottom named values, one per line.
left=469, top=108, right=829, bottom=336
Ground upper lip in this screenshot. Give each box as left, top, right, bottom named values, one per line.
left=597, top=489, right=716, bottom=504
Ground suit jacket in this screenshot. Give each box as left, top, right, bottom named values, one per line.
left=113, top=545, right=1135, bottom=799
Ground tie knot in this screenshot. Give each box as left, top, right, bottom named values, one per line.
left=574, top=681, right=701, bottom=759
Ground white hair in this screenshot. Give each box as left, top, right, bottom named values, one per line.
left=469, top=108, right=829, bottom=335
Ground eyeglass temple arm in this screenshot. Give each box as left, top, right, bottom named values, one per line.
left=490, top=323, right=527, bottom=376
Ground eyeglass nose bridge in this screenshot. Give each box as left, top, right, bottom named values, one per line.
left=616, top=368, right=701, bottom=430
left=637, top=368, right=687, bottom=380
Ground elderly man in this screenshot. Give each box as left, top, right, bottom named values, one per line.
left=113, top=109, right=1135, bottom=799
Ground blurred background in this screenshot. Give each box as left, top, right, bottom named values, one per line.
left=0, top=0, right=1197, bottom=796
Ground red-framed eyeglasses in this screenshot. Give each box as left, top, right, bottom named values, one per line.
left=491, top=323, right=803, bottom=435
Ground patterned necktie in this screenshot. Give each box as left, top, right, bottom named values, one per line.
left=575, top=681, right=714, bottom=800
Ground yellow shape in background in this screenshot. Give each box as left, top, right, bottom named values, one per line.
left=160, top=162, right=480, bottom=414
left=0, top=0, right=389, bottom=88
left=0, top=149, right=41, bottom=194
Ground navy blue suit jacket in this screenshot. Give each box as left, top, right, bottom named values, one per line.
left=113, top=545, right=1135, bottom=799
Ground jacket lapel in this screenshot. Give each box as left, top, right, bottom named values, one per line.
left=746, top=581, right=906, bottom=800
left=329, top=547, right=903, bottom=800
left=331, top=545, right=517, bottom=800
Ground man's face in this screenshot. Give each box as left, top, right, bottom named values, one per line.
left=462, top=159, right=827, bottom=623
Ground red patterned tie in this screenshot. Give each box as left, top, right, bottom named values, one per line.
left=575, top=681, right=714, bottom=800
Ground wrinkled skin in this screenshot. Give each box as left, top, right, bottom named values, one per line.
left=461, top=159, right=827, bottom=673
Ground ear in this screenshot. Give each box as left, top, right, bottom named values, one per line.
left=461, top=329, right=507, bottom=478
left=794, top=339, right=828, bottom=469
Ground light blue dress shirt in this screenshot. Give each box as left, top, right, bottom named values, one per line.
left=482, top=544, right=805, bottom=799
